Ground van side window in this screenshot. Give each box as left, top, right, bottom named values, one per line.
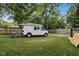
left=34, top=27, right=40, bottom=30
left=37, top=27, right=40, bottom=30
left=34, top=27, right=37, bottom=30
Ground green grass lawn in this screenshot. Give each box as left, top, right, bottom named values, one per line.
left=0, top=34, right=79, bottom=56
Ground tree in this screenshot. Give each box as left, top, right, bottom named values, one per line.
left=47, top=17, right=65, bottom=29
left=67, top=4, right=79, bottom=28
left=4, top=4, right=37, bottom=24
left=3, top=3, right=64, bottom=29
left=30, top=3, right=60, bottom=29
left=0, top=4, right=3, bottom=20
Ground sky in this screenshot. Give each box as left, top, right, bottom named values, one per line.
left=58, top=3, right=71, bottom=16
left=3, top=3, right=71, bottom=22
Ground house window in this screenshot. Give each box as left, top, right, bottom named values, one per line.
left=34, top=27, right=40, bottom=30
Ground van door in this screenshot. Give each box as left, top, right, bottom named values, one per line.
left=37, top=27, right=44, bottom=35
left=33, top=27, right=40, bottom=35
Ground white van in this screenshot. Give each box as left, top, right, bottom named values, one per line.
left=22, top=23, right=48, bottom=37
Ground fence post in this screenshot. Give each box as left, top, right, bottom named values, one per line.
left=5, top=26, right=8, bottom=35
left=70, top=28, right=73, bottom=37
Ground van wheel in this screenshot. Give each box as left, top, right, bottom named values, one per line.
left=27, top=33, right=32, bottom=37
left=44, top=33, right=48, bottom=37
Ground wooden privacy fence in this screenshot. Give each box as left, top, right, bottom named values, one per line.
left=0, top=26, right=79, bottom=35
left=48, top=29, right=70, bottom=34
left=0, top=28, right=71, bottom=35
left=0, top=26, right=21, bottom=35
left=49, top=28, right=79, bottom=35
left=48, top=29, right=57, bottom=33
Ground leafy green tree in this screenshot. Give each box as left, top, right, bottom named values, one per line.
left=0, top=4, right=3, bottom=20
left=0, top=21, right=15, bottom=27
left=30, top=4, right=60, bottom=29
left=5, top=4, right=37, bottom=24
left=3, top=3, right=64, bottom=29
left=67, top=4, right=79, bottom=28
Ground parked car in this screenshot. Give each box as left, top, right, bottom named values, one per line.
left=21, top=23, right=48, bottom=37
